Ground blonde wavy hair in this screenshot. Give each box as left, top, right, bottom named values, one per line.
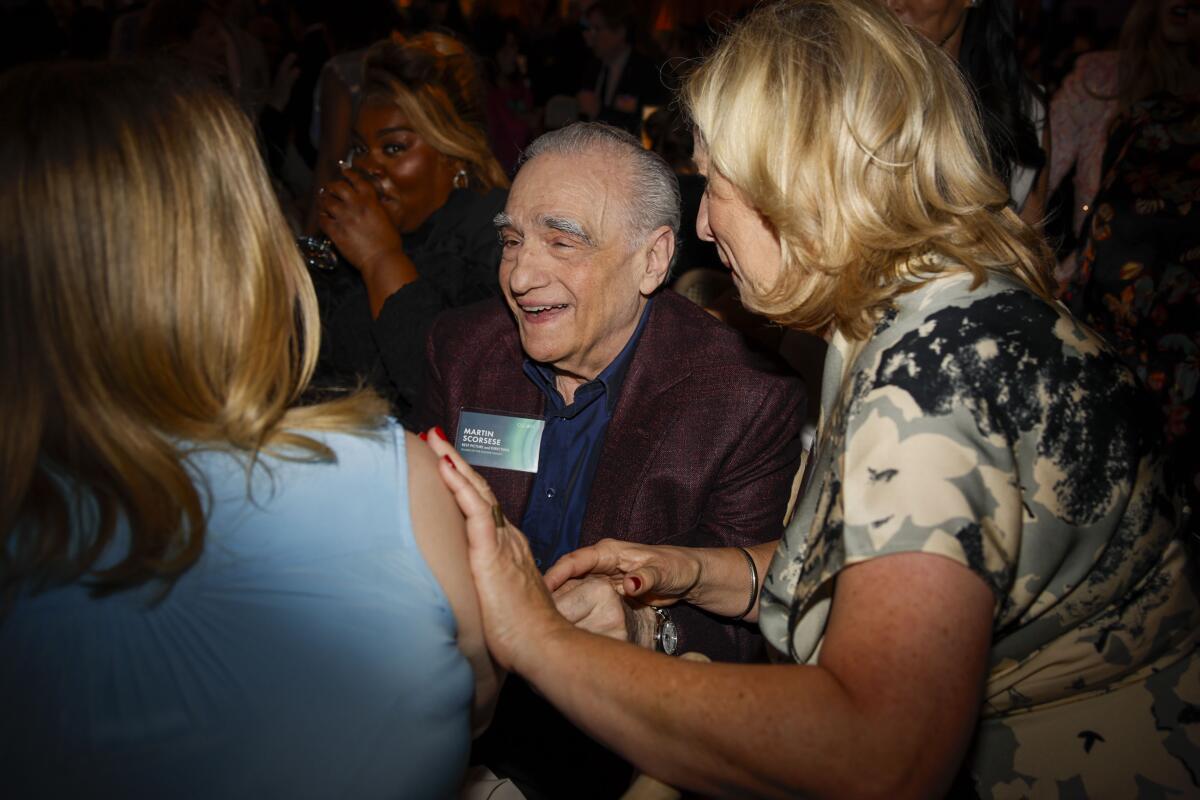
left=0, top=61, right=386, bottom=600
left=365, top=33, right=509, bottom=190
left=683, top=0, right=1054, bottom=339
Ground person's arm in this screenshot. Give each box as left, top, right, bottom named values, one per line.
left=433, top=436, right=995, bottom=798
left=317, top=164, right=418, bottom=318
left=406, top=431, right=502, bottom=736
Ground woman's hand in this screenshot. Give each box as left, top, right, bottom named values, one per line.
left=316, top=163, right=405, bottom=277
left=423, top=428, right=570, bottom=672
left=544, top=539, right=704, bottom=607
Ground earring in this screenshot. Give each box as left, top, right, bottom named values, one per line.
left=453, top=168, right=469, bottom=189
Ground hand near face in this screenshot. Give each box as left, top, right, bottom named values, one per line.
left=317, top=163, right=405, bottom=276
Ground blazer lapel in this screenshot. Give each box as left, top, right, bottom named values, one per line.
left=581, top=295, right=692, bottom=546
left=458, top=316, right=542, bottom=523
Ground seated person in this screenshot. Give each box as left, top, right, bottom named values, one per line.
left=411, top=121, right=805, bottom=798
left=0, top=60, right=497, bottom=799
left=429, top=1, right=1200, bottom=796
left=312, top=33, right=509, bottom=420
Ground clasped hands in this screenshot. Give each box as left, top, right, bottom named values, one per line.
left=423, top=428, right=702, bottom=669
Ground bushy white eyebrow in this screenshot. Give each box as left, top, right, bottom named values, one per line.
left=493, top=212, right=595, bottom=247
left=538, top=214, right=594, bottom=247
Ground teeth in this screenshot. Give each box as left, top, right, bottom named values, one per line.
left=524, top=304, right=567, bottom=313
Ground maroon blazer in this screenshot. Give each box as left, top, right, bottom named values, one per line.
left=412, top=289, right=805, bottom=662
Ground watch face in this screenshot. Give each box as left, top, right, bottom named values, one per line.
left=660, top=619, right=679, bottom=655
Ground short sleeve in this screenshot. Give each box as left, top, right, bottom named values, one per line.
left=838, top=382, right=1023, bottom=609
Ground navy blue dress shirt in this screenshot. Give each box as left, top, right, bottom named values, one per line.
left=520, top=299, right=653, bottom=570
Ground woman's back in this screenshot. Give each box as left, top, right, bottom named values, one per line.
left=1, top=423, right=474, bottom=799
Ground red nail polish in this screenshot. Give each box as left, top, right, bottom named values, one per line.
left=434, top=426, right=449, bottom=442
left=629, top=576, right=642, bottom=592
left=418, top=432, right=428, bottom=441
left=443, top=455, right=456, bottom=470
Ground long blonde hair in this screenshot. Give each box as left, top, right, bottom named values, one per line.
left=0, top=61, right=386, bottom=600
left=364, top=33, right=509, bottom=190
left=684, top=0, right=1054, bottom=339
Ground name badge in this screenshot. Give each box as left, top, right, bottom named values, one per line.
left=456, top=409, right=544, bottom=473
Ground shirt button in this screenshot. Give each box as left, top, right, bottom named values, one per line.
left=545, top=487, right=557, bottom=499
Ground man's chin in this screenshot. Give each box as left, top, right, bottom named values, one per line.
left=515, top=333, right=565, bottom=367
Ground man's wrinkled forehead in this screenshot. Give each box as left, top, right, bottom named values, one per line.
left=506, top=150, right=630, bottom=245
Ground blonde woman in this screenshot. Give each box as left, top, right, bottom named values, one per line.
left=0, top=61, right=497, bottom=798
left=313, top=33, right=510, bottom=419
left=424, top=0, right=1200, bottom=796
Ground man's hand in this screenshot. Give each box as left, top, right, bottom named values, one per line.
left=544, top=538, right=703, bottom=607
left=552, top=576, right=657, bottom=647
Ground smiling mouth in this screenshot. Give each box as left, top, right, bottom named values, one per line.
left=521, top=304, right=569, bottom=315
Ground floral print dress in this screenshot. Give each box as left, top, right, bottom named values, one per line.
left=760, top=271, right=1200, bottom=798
left=1064, top=91, right=1200, bottom=501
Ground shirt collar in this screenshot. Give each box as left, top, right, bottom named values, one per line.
left=524, top=296, right=654, bottom=416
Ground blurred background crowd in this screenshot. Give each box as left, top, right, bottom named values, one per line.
left=0, top=0, right=1156, bottom=258
left=1, top=0, right=1196, bottom=489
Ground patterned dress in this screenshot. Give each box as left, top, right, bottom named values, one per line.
left=760, top=271, right=1200, bottom=798
left=1064, top=91, right=1200, bottom=503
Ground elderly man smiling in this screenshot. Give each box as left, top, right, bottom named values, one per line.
left=410, top=122, right=796, bottom=796
left=414, top=121, right=804, bottom=650
left=411, top=121, right=804, bottom=796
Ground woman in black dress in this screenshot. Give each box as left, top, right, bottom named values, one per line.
left=313, top=32, right=509, bottom=420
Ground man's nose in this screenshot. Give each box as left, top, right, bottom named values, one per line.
left=505, top=243, right=550, bottom=294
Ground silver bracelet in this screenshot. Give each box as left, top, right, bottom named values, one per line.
left=730, top=546, right=759, bottom=621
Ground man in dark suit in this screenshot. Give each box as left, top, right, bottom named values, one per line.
left=412, top=122, right=805, bottom=798
left=576, top=0, right=667, bottom=135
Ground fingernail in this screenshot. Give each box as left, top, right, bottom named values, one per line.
left=629, top=576, right=642, bottom=592
left=434, top=426, right=449, bottom=442
left=418, top=432, right=427, bottom=441
left=443, top=455, right=456, bottom=470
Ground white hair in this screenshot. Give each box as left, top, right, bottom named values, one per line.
left=520, top=122, right=681, bottom=257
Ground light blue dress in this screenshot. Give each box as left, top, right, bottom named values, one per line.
left=1, top=421, right=474, bottom=799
